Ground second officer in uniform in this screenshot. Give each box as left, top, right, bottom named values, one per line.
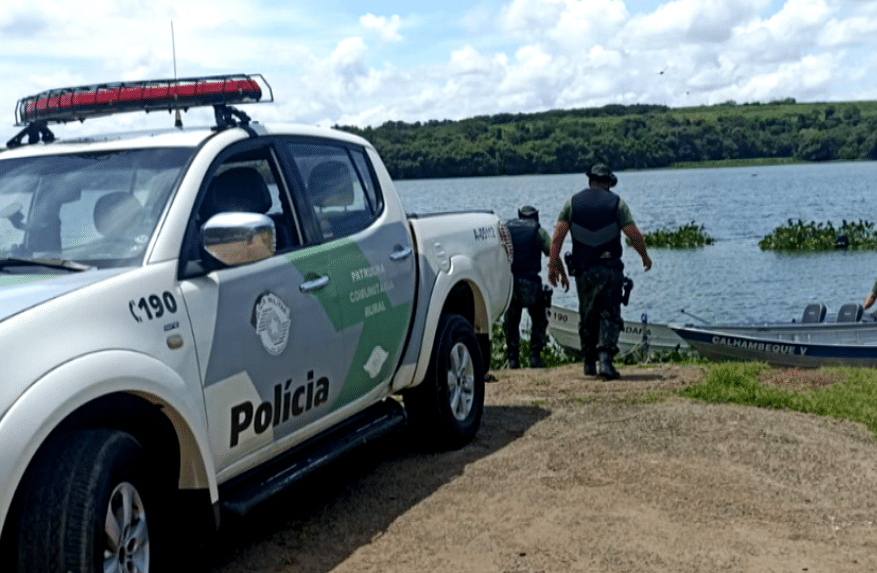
left=547, top=164, right=652, bottom=379
left=504, top=205, right=551, bottom=368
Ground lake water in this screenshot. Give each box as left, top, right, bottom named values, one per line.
left=395, top=161, right=877, bottom=325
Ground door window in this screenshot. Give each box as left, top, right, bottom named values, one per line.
left=199, top=154, right=299, bottom=252
left=285, top=143, right=380, bottom=241
left=183, top=145, right=301, bottom=276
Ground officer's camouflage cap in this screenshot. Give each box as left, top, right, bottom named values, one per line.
left=588, top=163, right=618, bottom=187
left=588, top=164, right=613, bottom=179
left=518, top=205, right=538, bottom=218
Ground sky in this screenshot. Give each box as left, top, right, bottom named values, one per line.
left=1, top=0, right=877, bottom=135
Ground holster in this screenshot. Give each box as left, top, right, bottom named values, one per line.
left=541, top=285, right=553, bottom=308
left=563, top=252, right=577, bottom=277
left=621, top=276, right=634, bottom=306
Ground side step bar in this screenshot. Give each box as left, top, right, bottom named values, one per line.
left=219, top=399, right=407, bottom=517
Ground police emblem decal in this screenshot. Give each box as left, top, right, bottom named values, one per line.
left=253, top=292, right=291, bottom=356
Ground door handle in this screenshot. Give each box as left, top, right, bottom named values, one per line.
left=300, top=275, right=330, bottom=293
left=390, top=246, right=412, bottom=261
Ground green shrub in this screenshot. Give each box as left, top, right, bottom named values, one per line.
left=490, top=320, right=580, bottom=370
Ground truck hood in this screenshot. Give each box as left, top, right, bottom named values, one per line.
left=0, top=269, right=130, bottom=323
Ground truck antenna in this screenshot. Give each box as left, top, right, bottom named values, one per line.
left=171, top=20, right=182, bottom=128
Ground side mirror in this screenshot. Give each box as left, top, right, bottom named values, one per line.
left=202, top=212, right=276, bottom=267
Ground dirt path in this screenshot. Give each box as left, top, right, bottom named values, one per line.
left=208, top=364, right=877, bottom=572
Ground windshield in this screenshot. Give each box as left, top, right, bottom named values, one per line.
left=0, top=148, right=193, bottom=269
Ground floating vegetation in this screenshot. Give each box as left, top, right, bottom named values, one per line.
left=634, top=222, right=715, bottom=248
left=759, top=219, right=877, bottom=251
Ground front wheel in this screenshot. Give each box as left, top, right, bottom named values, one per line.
left=17, top=429, right=155, bottom=573
left=405, top=313, right=485, bottom=449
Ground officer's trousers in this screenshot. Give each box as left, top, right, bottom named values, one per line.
left=503, top=274, right=548, bottom=356
left=574, top=265, right=624, bottom=360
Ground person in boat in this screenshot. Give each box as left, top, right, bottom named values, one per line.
left=547, top=164, right=652, bottom=379
left=503, top=205, right=552, bottom=368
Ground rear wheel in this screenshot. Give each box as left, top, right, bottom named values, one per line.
left=405, top=313, right=485, bottom=449
left=17, top=429, right=156, bottom=573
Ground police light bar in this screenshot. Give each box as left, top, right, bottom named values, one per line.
left=15, top=73, right=272, bottom=126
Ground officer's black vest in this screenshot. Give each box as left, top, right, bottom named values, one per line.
left=569, top=187, right=622, bottom=268
left=506, top=217, right=542, bottom=275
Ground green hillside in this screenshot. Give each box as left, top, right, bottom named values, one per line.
left=337, top=99, right=877, bottom=180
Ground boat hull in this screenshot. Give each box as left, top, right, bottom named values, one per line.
left=670, top=323, right=877, bottom=368
left=548, top=305, right=691, bottom=356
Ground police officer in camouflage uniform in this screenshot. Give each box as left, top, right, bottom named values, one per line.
left=504, top=205, right=552, bottom=368
left=548, top=164, right=652, bottom=379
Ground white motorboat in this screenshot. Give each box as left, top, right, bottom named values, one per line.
left=669, top=303, right=877, bottom=368
left=547, top=305, right=691, bottom=357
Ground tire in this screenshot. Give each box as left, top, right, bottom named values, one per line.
left=17, top=429, right=156, bottom=573
left=405, top=313, right=485, bottom=450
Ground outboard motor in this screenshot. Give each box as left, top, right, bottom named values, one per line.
left=801, top=303, right=827, bottom=324
left=836, top=303, right=863, bottom=323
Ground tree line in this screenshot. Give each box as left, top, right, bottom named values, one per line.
left=337, top=99, right=877, bottom=180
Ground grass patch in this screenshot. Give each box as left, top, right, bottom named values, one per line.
left=680, top=362, right=877, bottom=436
left=620, top=347, right=707, bottom=366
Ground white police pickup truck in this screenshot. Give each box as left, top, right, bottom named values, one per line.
left=0, top=74, right=513, bottom=572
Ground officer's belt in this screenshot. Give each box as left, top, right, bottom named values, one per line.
left=570, top=258, right=623, bottom=276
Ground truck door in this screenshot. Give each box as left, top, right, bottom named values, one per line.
left=282, top=140, right=416, bottom=407
left=179, top=142, right=349, bottom=474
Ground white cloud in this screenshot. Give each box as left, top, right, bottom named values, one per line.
left=707, top=53, right=837, bottom=103
left=502, top=0, right=629, bottom=46
left=0, top=3, right=55, bottom=36
left=1, top=0, right=876, bottom=134
left=330, top=37, right=368, bottom=75
left=501, top=0, right=568, bottom=37
left=448, top=46, right=495, bottom=75
left=460, top=4, right=495, bottom=34
left=763, top=0, right=832, bottom=41
left=820, top=14, right=877, bottom=49
left=626, top=0, right=767, bottom=47
left=548, top=0, right=629, bottom=47
left=360, top=13, right=403, bottom=43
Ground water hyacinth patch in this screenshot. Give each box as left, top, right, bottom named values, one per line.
left=759, top=219, right=877, bottom=251
left=632, top=222, right=715, bottom=248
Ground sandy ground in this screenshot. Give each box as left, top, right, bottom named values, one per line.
left=207, top=364, right=877, bottom=573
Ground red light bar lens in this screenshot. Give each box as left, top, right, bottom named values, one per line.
left=16, top=74, right=270, bottom=125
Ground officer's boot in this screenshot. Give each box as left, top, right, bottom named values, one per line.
left=507, top=350, right=520, bottom=369
left=530, top=348, right=544, bottom=368
left=584, top=352, right=597, bottom=376
left=598, top=352, right=620, bottom=380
